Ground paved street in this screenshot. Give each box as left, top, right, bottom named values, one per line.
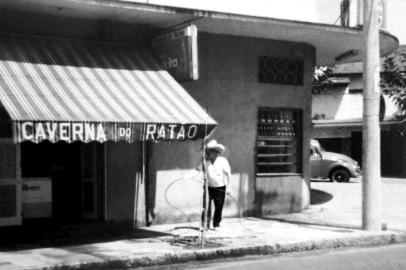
left=2, top=217, right=404, bottom=270
left=274, top=177, right=406, bottom=231
left=1, top=177, right=405, bottom=269
left=165, top=243, right=406, bottom=270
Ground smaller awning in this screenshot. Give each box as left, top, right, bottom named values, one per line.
left=313, top=118, right=406, bottom=128
left=0, top=34, right=216, bottom=143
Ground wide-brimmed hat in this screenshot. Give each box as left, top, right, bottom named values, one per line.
left=206, top=140, right=225, bottom=153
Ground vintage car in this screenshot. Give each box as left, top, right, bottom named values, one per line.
left=310, top=139, right=361, bottom=182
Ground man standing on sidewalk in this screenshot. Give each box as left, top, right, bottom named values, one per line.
left=202, top=140, right=231, bottom=230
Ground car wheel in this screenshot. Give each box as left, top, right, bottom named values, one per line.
left=329, top=168, right=350, bottom=183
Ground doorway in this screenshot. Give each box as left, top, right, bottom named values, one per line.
left=0, top=140, right=21, bottom=226
left=20, top=141, right=105, bottom=224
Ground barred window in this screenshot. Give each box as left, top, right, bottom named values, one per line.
left=258, top=56, right=303, bottom=85
left=256, top=108, right=302, bottom=175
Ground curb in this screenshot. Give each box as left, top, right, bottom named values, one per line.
left=27, top=232, right=406, bottom=270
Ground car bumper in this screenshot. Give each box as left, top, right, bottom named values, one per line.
left=351, top=166, right=362, bottom=178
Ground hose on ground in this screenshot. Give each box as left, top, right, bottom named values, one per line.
left=163, top=172, right=256, bottom=234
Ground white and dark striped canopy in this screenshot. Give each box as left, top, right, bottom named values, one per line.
left=0, top=34, right=216, bottom=143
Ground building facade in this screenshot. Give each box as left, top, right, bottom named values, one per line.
left=312, top=62, right=401, bottom=162
left=0, top=1, right=398, bottom=227
left=311, top=0, right=406, bottom=177
left=312, top=46, right=406, bottom=177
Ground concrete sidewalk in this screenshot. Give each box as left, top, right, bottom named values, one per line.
left=1, top=217, right=406, bottom=270
left=272, top=179, right=406, bottom=231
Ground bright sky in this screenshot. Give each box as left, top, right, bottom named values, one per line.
left=144, top=0, right=406, bottom=43
left=143, top=0, right=341, bottom=24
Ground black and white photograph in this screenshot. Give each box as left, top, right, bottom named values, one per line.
left=0, top=0, right=405, bottom=269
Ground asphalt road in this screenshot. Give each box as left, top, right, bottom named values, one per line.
left=150, top=243, right=406, bottom=270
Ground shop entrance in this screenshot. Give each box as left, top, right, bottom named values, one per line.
left=0, top=140, right=21, bottom=227
left=21, top=142, right=105, bottom=224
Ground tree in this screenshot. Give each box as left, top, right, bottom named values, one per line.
left=312, top=66, right=334, bottom=94
left=380, top=51, right=406, bottom=117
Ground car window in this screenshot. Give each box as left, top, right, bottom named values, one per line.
left=318, top=144, right=325, bottom=152
left=311, top=140, right=324, bottom=153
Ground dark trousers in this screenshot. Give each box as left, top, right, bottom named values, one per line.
left=202, top=186, right=226, bottom=228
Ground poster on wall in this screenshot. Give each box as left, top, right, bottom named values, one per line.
left=151, top=24, right=199, bottom=82
left=22, top=178, right=52, bottom=218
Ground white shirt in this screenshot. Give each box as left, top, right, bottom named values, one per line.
left=204, top=156, right=231, bottom=187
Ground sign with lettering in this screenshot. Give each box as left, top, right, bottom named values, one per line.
left=144, top=123, right=198, bottom=141
left=152, top=25, right=199, bottom=82
left=22, top=178, right=52, bottom=218
left=14, top=121, right=214, bottom=143
left=22, top=178, right=52, bottom=204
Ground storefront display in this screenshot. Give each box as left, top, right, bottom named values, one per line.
left=256, top=108, right=302, bottom=175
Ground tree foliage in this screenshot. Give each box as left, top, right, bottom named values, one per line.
left=312, top=66, right=334, bottom=94
left=380, top=52, right=406, bottom=116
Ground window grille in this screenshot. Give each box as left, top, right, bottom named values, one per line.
left=258, top=56, right=303, bottom=85
left=256, top=108, right=302, bottom=175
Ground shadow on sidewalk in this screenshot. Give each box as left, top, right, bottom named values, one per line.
left=260, top=217, right=360, bottom=232
left=261, top=216, right=360, bottom=232
left=310, top=189, right=333, bottom=205
left=0, top=220, right=172, bottom=251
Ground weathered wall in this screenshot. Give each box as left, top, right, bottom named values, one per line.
left=148, top=33, right=314, bottom=224
left=105, top=142, right=146, bottom=225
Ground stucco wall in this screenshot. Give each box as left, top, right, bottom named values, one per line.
left=312, top=85, right=399, bottom=122
left=105, top=142, right=146, bottom=225
left=148, top=33, right=314, bottom=224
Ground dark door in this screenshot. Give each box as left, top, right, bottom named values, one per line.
left=51, top=142, right=82, bottom=223
left=81, top=143, right=105, bottom=220
left=351, top=132, right=362, bottom=166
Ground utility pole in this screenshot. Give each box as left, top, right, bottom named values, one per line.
left=200, top=141, right=208, bottom=247
left=362, top=0, right=382, bottom=231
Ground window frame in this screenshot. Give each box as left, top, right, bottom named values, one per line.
left=255, top=107, right=303, bottom=177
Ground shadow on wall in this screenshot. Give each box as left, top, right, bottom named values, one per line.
left=254, top=190, right=278, bottom=217
left=146, top=151, right=156, bottom=226
left=221, top=173, right=252, bottom=217
left=254, top=190, right=308, bottom=216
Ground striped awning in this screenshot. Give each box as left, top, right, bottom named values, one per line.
left=0, top=34, right=216, bottom=143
